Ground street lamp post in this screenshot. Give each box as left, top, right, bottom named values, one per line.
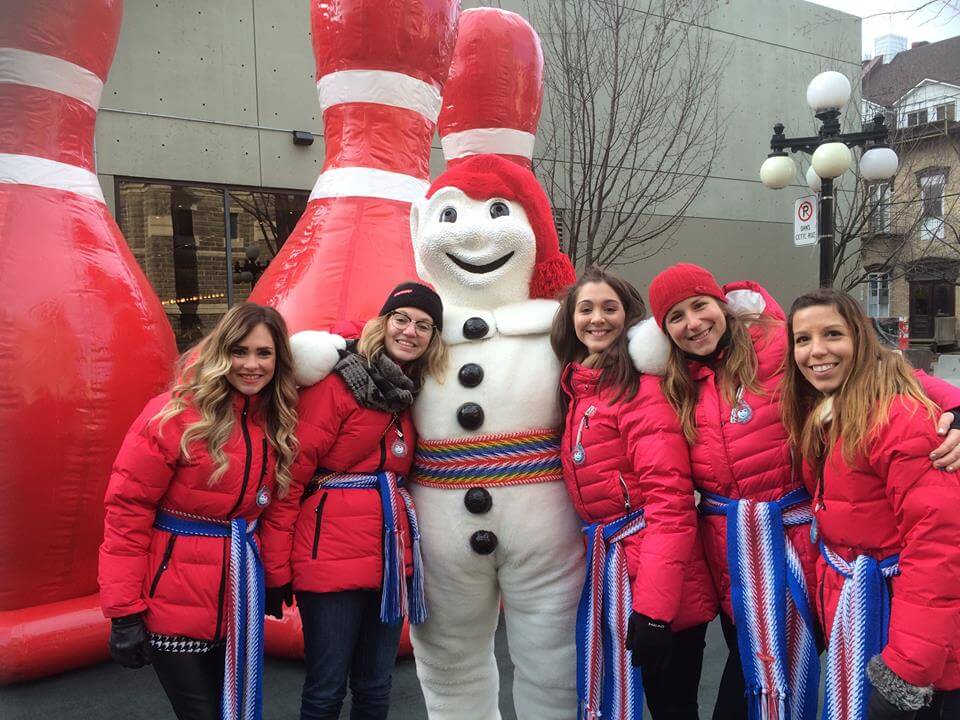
left=759, top=71, right=899, bottom=287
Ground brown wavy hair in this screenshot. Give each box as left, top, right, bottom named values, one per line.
left=661, top=300, right=774, bottom=443
left=550, top=266, right=648, bottom=413
left=153, top=303, right=299, bottom=498
left=356, top=313, right=448, bottom=386
left=781, top=288, right=936, bottom=469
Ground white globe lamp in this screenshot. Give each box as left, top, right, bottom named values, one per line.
left=806, top=71, right=852, bottom=112
left=811, top=142, right=852, bottom=179
left=760, top=154, right=796, bottom=189
left=859, top=146, right=899, bottom=181
left=806, top=166, right=822, bottom=193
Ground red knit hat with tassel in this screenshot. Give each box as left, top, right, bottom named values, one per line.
left=426, top=154, right=576, bottom=300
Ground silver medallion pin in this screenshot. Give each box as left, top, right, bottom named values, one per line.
left=256, top=486, right=271, bottom=507
left=572, top=444, right=585, bottom=464
left=729, top=386, right=753, bottom=424
left=391, top=439, right=408, bottom=457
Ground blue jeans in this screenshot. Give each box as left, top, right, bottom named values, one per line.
left=297, top=589, right=403, bottom=720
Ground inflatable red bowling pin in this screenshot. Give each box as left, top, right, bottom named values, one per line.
left=0, top=0, right=177, bottom=683
left=438, top=7, right=544, bottom=169
left=249, top=0, right=461, bottom=333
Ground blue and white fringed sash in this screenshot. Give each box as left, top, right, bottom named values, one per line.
left=575, top=508, right=646, bottom=720
left=153, top=509, right=263, bottom=720
left=819, top=542, right=900, bottom=720
left=699, top=488, right=819, bottom=720
left=317, top=471, right=426, bottom=625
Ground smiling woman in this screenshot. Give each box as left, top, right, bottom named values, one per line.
left=259, top=281, right=447, bottom=720
left=781, top=288, right=960, bottom=719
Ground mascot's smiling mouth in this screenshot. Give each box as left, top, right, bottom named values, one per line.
left=446, top=252, right=515, bottom=274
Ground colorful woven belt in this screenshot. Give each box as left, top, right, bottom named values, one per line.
left=820, top=542, right=900, bottom=720
left=153, top=509, right=262, bottom=720
left=410, top=429, right=563, bottom=488
left=700, top=487, right=820, bottom=720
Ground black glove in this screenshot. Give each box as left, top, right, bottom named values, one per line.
left=265, top=583, right=293, bottom=620
left=625, top=612, right=673, bottom=669
left=109, top=613, right=151, bottom=669
left=866, top=655, right=931, bottom=720
left=867, top=689, right=917, bottom=720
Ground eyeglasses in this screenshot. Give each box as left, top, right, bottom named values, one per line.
left=388, top=311, right=435, bottom=336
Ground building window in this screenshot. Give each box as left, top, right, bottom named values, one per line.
left=868, top=182, right=890, bottom=234
left=907, top=109, right=928, bottom=126
left=867, top=271, right=890, bottom=318
left=935, top=102, right=956, bottom=122
left=919, top=172, right=945, bottom=241
left=116, top=179, right=309, bottom=350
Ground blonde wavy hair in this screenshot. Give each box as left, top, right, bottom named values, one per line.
left=356, top=313, right=448, bottom=386
left=661, top=300, right=776, bottom=443
left=153, top=303, right=299, bottom=498
left=781, top=288, right=936, bottom=469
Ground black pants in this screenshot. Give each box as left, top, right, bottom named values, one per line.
left=712, top=614, right=748, bottom=720
left=642, top=622, right=709, bottom=720
left=920, top=690, right=960, bottom=720
left=152, top=645, right=226, bottom=720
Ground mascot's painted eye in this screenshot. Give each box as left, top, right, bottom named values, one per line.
left=440, top=206, right=458, bottom=223
left=489, top=201, right=510, bottom=219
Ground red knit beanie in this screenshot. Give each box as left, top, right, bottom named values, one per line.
left=648, top=263, right=725, bottom=328
left=426, top=155, right=576, bottom=300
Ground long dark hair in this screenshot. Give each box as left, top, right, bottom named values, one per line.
left=550, top=266, right=647, bottom=413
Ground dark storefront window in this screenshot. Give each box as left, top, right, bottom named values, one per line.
left=117, top=179, right=308, bottom=350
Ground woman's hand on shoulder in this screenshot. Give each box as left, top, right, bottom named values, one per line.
left=931, top=409, right=960, bottom=471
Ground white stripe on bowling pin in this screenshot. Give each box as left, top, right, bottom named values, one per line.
left=0, top=153, right=105, bottom=202
left=317, top=69, right=442, bottom=122
left=441, top=128, right=536, bottom=161
left=308, top=167, right=429, bottom=204
left=0, top=47, right=104, bottom=110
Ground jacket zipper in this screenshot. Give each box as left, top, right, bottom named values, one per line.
left=618, top=472, right=632, bottom=511
left=214, top=537, right=228, bottom=640
left=258, top=438, right=268, bottom=488
left=226, top=396, right=253, bottom=519
left=148, top=535, right=177, bottom=597
left=311, top=492, right=329, bottom=559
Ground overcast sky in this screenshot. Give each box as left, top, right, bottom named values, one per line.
left=805, top=0, right=960, bottom=56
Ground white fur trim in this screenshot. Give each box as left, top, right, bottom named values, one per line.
left=628, top=317, right=671, bottom=376
left=494, top=300, right=559, bottom=336
left=725, top=289, right=766, bottom=316
left=290, top=331, right=346, bottom=387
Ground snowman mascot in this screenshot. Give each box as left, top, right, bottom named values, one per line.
left=407, top=154, right=584, bottom=720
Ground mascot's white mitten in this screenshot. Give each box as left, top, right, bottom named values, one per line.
left=406, top=154, right=585, bottom=720
left=290, top=330, right=346, bottom=386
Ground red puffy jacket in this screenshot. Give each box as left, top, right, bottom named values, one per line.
left=687, top=281, right=960, bottom=621
left=560, top=364, right=717, bottom=629
left=808, top=397, right=960, bottom=690
left=259, top=372, right=415, bottom=594
left=99, top=391, right=277, bottom=641
left=684, top=281, right=821, bottom=620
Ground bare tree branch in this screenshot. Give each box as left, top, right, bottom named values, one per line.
left=531, top=0, right=725, bottom=269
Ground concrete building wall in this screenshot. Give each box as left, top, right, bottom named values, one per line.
left=95, top=0, right=861, bottom=312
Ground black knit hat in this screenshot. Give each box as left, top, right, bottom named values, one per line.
left=379, top=282, right=444, bottom=332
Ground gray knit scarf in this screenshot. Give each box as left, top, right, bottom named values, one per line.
left=333, top=345, right=416, bottom=413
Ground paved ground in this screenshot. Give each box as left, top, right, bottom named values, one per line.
left=0, top=618, right=727, bottom=719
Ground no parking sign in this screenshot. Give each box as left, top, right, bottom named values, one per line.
left=794, top=195, right=818, bottom=246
